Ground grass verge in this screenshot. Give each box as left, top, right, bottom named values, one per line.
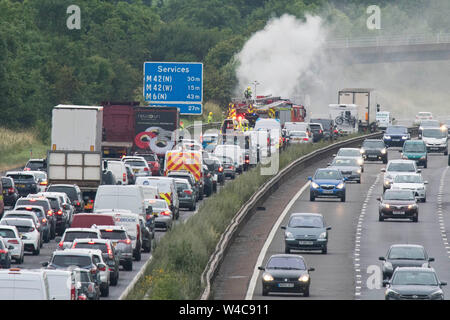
left=0, top=127, right=49, bottom=172
left=125, top=134, right=362, bottom=300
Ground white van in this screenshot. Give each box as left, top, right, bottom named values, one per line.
left=213, top=145, right=245, bottom=173
left=96, top=209, right=142, bottom=261
left=94, top=185, right=146, bottom=215
left=138, top=185, right=159, bottom=201
left=0, top=269, right=50, bottom=300
left=105, top=160, right=128, bottom=185
left=135, top=177, right=179, bottom=219
left=253, top=118, right=282, bottom=154
left=45, top=269, right=74, bottom=300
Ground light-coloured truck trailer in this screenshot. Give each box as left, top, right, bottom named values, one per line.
left=338, top=88, right=379, bottom=133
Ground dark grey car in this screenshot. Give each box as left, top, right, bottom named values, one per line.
left=328, top=157, right=362, bottom=183
left=384, top=267, right=446, bottom=300
left=379, top=244, right=434, bottom=282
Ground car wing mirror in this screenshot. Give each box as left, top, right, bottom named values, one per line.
left=417, top=169, right=422, bottom=173
left=382, top=280, right=390, bottom=286
left=381, top=168, right=386, bottom=172
left=326, top=226, right=332, bottom=231
left=258, top=266, right=265, bottom=271
left=376, top=197, right=381, bottom=201
left=281, top=226, right=286, bottom=230
left=441, top=281, right=447, bottom=286
left=379, top=256, right=386, bottom=261
left=41, top=261, right=49, bottom=267
left=8, top=245, right=14, bottom=250
left=429, top=257, right=435, bottom=262
left=398, top=150, right=402, bottom=153
left=307, top=176, right=312, bottom=181
left=308, top=267, right=315, bottom=272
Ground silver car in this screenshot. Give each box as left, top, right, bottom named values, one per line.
left=333, top=148, right=364, bottom=172
left=391, top=173, right=427, bottom=202
left=382, top=160, right=419, bottom=192
left=146, top=199, right=173, bottom=230
left=328, top=157, right=362, bottom=183
left=95, top=225, right=133, bottom=271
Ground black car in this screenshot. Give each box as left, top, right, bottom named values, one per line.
left=36, top=194, right=68, bottom=235
left=378, top=189, right=418, bottom=222
left=309, top=123, right=324, bottom=142
left=1, top=177, right=19, bottom=207
left=46, top=184, right=85, bottom=213
left=0, top=237, right=12, bottom=268
left=174, top=178, right=196, bottom=211
left=384, top=267, right=446, bottom=300
left=124, top=165, right=136, bottom=185
left=6, top=172, right=38, bottom=197
left=167, top=171, right=200, bottom=202
left=203, top=158, right=220, bottom=192
left=379, top=244, right=434, bottom=282
left=383, top=125, right=410, bottom=148
left=73, top=267, right=100, bottom=300
left=71, top=238, right=120, bottom=286
left=24, top=159, right=47, bottom=172
left=360, top=139, right=388, bottom=163
left=258, top=254, right=314, bottom=297
left=15, top=197, right=56, bottom=239
left=310, top=118, right=338, bottom=141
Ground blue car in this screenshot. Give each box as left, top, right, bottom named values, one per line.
left=308, top=168, right=347, bottom=202
left=383, top=126, right=410, bottom=148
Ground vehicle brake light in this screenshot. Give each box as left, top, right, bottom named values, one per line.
left=25, top=207, right=32, bottom=210
left=123, top=173, right=127, bottom=182
left=76, top=201, right=80, bottom=206
left=119, top=239, right=131, bottom=245
left=29, top=199, right=36, bottom=202
left=89, top=200, right=94, bottom=203
left=57, top=210, right=63, bottom=215
left=146, top=213, right=152, bottom=220
left=78, top=294, right=87, bottom=300
left=161, top=211, right=171, bottom=216
left=218, top=167, right=223, bottom=172
left=47, top=210, right=53, bottom=216
left=42, top=218, right=47, bottom=223
left=29, top=227, right=35, bottom=232
left=245, top=159, right=250, bottom=164
left=88, top=241, right=95, bottom=244
left=59, top=241, right=64, bottom=248
left=8, top=239, right=19, bottom=244
left=8, top=188, right=14, bottom=194
left=184, top=190, right=192, bottom=195
left=0, top=250, right=7, bottom=254
left=40, top=181, right=47, bottom=186
left=144, top=167, right=149, bottom=172
left=71, top=285, right=76, bottom=300
left=303, top=138, right=309, bottom=141
left=98, top=265, right=106, bottom=272
left=90, top=268, right=97, bottom=275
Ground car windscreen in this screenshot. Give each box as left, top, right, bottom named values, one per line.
left=383, top=190, right=415, bottom=200
left=420, top=120, right=439, bottom=127
left=52, top=255, right=92, bottom=268
left=0, top=229, right=15, bottom=238
left=7, top=224, right=34, bottom=233
left=124, top=160, right=146, bottom=167
left=32, top=172, right=47, bottom=180
left=403, top=143, right=426, bottom=152
left=4, top=214, right=34, bottom=221
left=47, top=186, right=77, bottom=201
left=393, top=175, right=422, bottom=184
left=7, top=174, right=35, bottom=182
left=175, top=182, right=189, bottom=192
left=337, top=149, right=360, bottom=157
left=100, top=230, right=127, bottom=240
left=136, top=154, right=156, bottom=161
left=331, top=158, right=358, bottom=167
left=362, top=141, right=385, bottom=148
left=0, top=240, right=4, bottom=250
left=386, top=126, right=408, bottom=134
left=422, top=128, right=447, bottom=138
left=75, top=242, right=108, bottom=253
left=387, top=163, right=416, bottom=172
left=314, top=170, right=342, bottom=180
left=146, top=200, right=167, bottom=209
left=64, top=232, right=99, bottom=242
left=388, top=247, right=426, bottom=260
left=392, top=271, right=438, bottom=286
left=267, top=257, right=306, bottom=270
left=289, top=216, right=323, bottom=228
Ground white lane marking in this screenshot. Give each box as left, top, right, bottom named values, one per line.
left=354, top=172, right=381, bottom=299
left=245, top=181, right=311, bottom=300
left=438, top=166, right=450, bottom=262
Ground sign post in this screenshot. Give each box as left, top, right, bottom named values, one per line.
left=143, top=62, right=203, bottom=115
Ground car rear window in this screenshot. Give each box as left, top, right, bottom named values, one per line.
left=176, top=182, right=189, bottom=192
left=47, top=198, right=61, bottom=210
left=47, top=186, right=77, bottom=201
left=14, top=225, right=34, bottom=233
left=124, top=160, right=146, bottom=167
left=16, top=199, right=50, bottom=212
left=64, top=232, right=99, bottom=242
left=7, top=174, right=35, bottom=182
left=100, top=230, right=127, bottom=240
left=136, top=154, right=156, bottom=161
left=0, top=229, right=15, bottom=238
left=52, top=255, right=92, bottom=268
left=26, top=161, right=45, bottom=170
left=1, top=178, right=12, bottom=188
left=74, top=242, right=108, bottom=253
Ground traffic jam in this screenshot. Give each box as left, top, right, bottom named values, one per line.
left=1, top=88, right=449, bottom=301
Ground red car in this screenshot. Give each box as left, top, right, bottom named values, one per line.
left=134, top=153, right=160, bottom=176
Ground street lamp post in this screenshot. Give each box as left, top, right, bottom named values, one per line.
left=252, top=80, right=260, bottom=100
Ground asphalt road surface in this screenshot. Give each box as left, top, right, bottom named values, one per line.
left=212, top=136, right=450, bottom=300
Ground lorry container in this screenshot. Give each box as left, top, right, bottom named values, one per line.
left=51, top=105, right=103, bottom=152
left=328, top=104, right=359, bottom=135
left=101, top=101, right=138, bottom=158
left=134, top=106, right=179, bottom=157
left=338, top=88, right=378, bottom=132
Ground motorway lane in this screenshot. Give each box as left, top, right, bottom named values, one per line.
left=249, top=156, right=382, bottom=300
left=359, top=151, right=450, bottom=300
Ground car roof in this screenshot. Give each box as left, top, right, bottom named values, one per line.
left=174, top=178, right=190, bottom=184
left=1, top=217, right=33, bottom=225
left=390, top=244, right=424, bottom=249
left=94, top=209, right=132, bottom=214
left=0, top=225, right=18, bottom=232
left=394, top=267, right=434, bottom=272
left=339, top=148, right=360, bottom=151
left=6, top=171, right=34, bottom=176
left=290, top=213, right=323, bottom=218
left=64, top=228, right=99, bottom=233
left=5, top=210, right=36, bottom=216
left=53, top=249, right=98, bottom=256
left=387, top=159, right=415, bottom=164
left=363, top=139, right=383, bottom=142
left=74, top=238, right=110, bottom=244
left=14, top=206, right=44, bottom=211
left=94, top=225, right=126, bottom=231
left=48, top=184, right=78, bottom=188
left=269, top=254, right=305, bottom=260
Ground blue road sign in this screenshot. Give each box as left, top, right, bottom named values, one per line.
left=147, top=103, right=203, bottom=116
left=143, top=62, right=203, bottom=115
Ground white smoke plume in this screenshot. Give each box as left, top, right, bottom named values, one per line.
left=235, top=14, right=327, bottom=102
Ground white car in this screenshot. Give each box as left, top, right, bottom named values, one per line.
left=2, top=209, right=42, bottom=235
left=0, top=226, right=24, bottom=263
left=421, top=127, right=448, bottom=155
left=381, top=160, right=420, bottom=192
left=414, top=112, right=433, bottom=125
left=105, top=160, right=129, bottom=185
left=57, top=228, right=102, bottom=250
left=288, top=131, right=312, bottom=144
left=0, top=218, right=41, bottom=255
left=391, top=173, right=428, bottom=202
left=122, top=156, right=151, bottom=177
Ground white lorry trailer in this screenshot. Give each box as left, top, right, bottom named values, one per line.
left=338, top=88, right=379, bottom=133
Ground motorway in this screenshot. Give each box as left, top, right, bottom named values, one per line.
left=212, top=136, right=450, bottom=300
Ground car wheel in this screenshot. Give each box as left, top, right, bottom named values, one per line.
left=340, top=195, right=346, bottom=202
left=322, top=246, right=327, bottom=254
left=123, top=261, right=133, bottom=271
left=100, top=284, right=109, bottom=297
left=190, top=203, right=196, bottom=211
left=310, top=193, right=315, bottom=201
left=445, top=149, right=448, bottom=156
left=285, top=247, right=290, bottom=254
left=231, top=174, right=235, bottom=180
left=383, top=158, right=388, bottom=164
left=44, top=232, right=50, bottom=243
left=357, top=179, right=361, bottom=184
left=110, top=273, right=118, bottom=286
left=262, top=289, right=269, bottom=296
left=379, top=215, right=384, bottom=222
left=303, top=286, right=310, bottom=297
left=423, top=197, right=426, bottom=203
left=424, top=161, right=427, bottom=169
left=143, top=241, right=151, bottom=253
left=33, top=244, right=40, bottom=256
left=412, top=215, right=418, bottom=223
left=134, top=249, right=141, bottom=261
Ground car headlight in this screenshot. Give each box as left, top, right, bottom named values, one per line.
left=285, top=231, right=294, bottom=239
left=318, top=232, right=327, bottom=239
left=263, top=273, right=274, bottom=282
left=384, top=136, right=391, bottom=140
left=430, top=291, right=444, bottom=300
left=356, top=169, right=361, bottom=174
left=357, top=159, right=364, bottom=165
left=419, top=126, right=423, bottom=131
left=360, top=148, right=365, bottom=154
left=381, top=148, right=387, bottom=154
left=408, top=204, right=417, bottom=209
left=384, top=180, right=391, bottom=186
left=386, top=289, right=400, bottom=300
left=402, top=136, right=408, bottom=139
left=336, top=182, right=345, bottom=189
left=298, top=274, right=310, bottom=282
left=311, top=182, right=319, bottom=189
left=383, top=204, right=390, bottom=209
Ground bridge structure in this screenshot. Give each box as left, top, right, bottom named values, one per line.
left=325, top=33, right=450, bottom=63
